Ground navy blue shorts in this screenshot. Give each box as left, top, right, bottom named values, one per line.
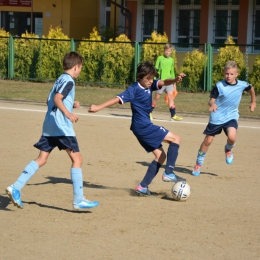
left=34, top=136, right=80, bottom=152
left=203, top=119, right=238, bottom=136
left=133, top=125, right=169, bottom=153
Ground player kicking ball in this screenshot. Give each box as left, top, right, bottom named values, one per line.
left=89, top=61, right=185, bottom=196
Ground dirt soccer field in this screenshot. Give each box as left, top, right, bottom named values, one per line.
left=0, top=100, right=259, bottom=260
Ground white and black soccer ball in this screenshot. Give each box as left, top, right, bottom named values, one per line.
left=171, top=181, right=191, bottom=201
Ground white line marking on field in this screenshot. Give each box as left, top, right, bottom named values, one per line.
left=0, top=106, right=259, bottom=129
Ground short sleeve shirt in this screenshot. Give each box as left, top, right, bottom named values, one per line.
left=42, top=73, right=75, bottom=136
left=209, top=79, right=252, bottom=125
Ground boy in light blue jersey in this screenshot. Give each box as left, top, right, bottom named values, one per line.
left=89, top=61, right=185, bottom=196
left=192, top=61, right=256, bottom=176
left=6, top=51, right=99, bottom=210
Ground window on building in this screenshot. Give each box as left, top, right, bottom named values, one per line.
left=106, top=0, right=111, bottom=27
left=141, top=0, right=164, bottom=42
left=176, top=0, right=201, bottom=45
left=0, top=11, right=42, bottom=37
left=213, top=0, right=239, bottom=45
left=253, top=0, right=260, bottom=50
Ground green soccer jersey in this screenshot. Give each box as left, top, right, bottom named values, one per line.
left=155, top=55, right=175, bottom=80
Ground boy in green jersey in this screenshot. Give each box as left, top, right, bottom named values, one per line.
left=150, top=43, right=182, bottom=121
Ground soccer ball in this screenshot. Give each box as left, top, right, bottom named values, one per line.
left=171, top=181, right=191, bottom=201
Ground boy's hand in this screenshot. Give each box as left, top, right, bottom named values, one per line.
left=67, top=113, right=79, bottom=123
left=249, top=102, right=256, bottom=112
left=88, top=104, right=100, bottom=113
left=176, top=73, right=186, bottom=83
left=73, top=101, right=80, bottom=108
left=209, top=103, right=218, bottom=112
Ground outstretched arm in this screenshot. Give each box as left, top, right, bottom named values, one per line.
left=88, top=97, right=120, bottom=113
left=158, top=73, right=186, bottom=88
left=249, top=86, right=256, bottom=112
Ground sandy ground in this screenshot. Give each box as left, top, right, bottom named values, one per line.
left=0, top=100, right=260, bottom=260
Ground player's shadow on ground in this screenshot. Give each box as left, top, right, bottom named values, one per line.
left=0, top=194, right=12, bottom=211
left=136, top=161, right=218, bottom=177
left=24, top=201, right=93, bottom=213
left=110, top=113, right=131, bottom=118
left=28, top=176, right=133, bottom=192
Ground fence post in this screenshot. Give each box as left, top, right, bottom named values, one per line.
left=207, top=43, right=213, bottom=91
left=8, top=36, right=14, bottom=79
left=70, top=38, right=75, bottom=51
left=134, top=41, right=140, bottom=82
left=204, top=43, right=207, bottom=91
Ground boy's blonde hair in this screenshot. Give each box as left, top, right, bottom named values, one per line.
left=224, top=60, right=239, bottom=72
left=164, top=43, right=172, bottom=50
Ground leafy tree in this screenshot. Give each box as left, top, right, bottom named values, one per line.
left=14, top=31, right=40, bottom=79
left=0, top=29, right=10, bottom=78
left=248, top=55, right=260, bottom=92
left=212, top=36, right=247, bottom=85
left=180, top=49, right=205, bottom=92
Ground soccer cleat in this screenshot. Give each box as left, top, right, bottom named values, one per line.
left=162, top=172, right=178, bottom=182
left=149, top=113, right=153, bottom=121
left=225, top=149, right=234, bottom=164
left=6, top=185, right=24, bottom=209
left=192, top=164, right=202, bottom=176
left=73, top=198, right=99, bottom=210
left=135, top=184, right=152, bottom=196
left=171, top=115, right=183, bottom=121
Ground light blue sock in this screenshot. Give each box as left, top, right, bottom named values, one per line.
left=225, top=142, right=235, bottom=151
left=196, top=150, right=206, bottom=166
left=13, top=161, right=39, bottom=191
left=71, top=168, right=83, bottom=204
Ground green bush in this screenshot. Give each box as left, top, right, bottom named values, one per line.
left=102, top=34, right=134, bottom=85
left=38, top=26, right=70, bottom=80
left=14, top=31, right=40, bottom=79
left=77, top=27, right=105, bottom=83
left=248, top=55, right=260, bottom=93
left=179, top=49, right=205, bottom=92
left=212, top=36, right=247, bottom=85
left=0, top=29, right=10, bottom=79
left=141, top=31, right=178, bottom=74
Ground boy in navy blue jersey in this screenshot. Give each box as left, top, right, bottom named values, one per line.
left=6, top=51, right=99, bottom=210
left=89, top=61, right=185, bottom=196
left=192, top=60, right=256, bottom=176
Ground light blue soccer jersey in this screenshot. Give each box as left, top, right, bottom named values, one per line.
left=117, top=80, right=160, bottom=134
left=209, top=80, right=252, bottom=125
left=42, top=73, right=75, bottom=136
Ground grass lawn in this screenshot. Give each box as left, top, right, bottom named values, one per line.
left=0, top=79, right=259, bottom=118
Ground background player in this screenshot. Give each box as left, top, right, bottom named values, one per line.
left=150, top=43, right=182, bottom=121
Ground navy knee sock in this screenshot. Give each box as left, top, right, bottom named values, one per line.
left=140, top=160, right=161, bottom=188
left=165, top=143, right=179, bottom=174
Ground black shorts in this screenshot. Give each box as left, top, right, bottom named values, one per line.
left=34, top=136, right=80, bottom=152
left=203, top=119, right=238, bottom=136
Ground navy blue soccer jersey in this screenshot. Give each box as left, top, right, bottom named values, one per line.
left=42, top=73, right=75, bottom=136
left=117, top=80, right=169, bottom=152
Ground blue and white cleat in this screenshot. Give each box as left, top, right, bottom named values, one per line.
left=225, top=150, right=234, bottom=164
left=162, top=172, right=178, bottom=182
left=135, top=184, right=152, bottom=196
left=192, top=164, right=202, bottom=176
left=6, top=185, right=24, bottom=209
left=73, top=198, right=99, bottom=210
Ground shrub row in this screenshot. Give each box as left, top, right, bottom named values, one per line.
left=0, top=27, right=259, bottom=92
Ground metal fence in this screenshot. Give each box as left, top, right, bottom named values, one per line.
left=0, top=36, right=259, bottom=91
